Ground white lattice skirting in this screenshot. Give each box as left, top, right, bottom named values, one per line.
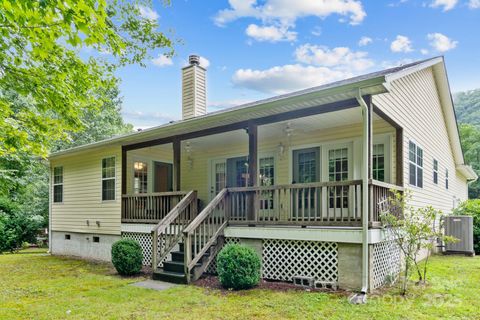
left=262, top=239, right=338, bottom=283
left=121, top=232, right=173, bottom=267
left=372, top=241, right=401, bottom=289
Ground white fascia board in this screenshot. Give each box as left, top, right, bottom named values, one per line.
left=456, top=164, right=478, bottom=181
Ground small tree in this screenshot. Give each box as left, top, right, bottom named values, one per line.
left=381, top=190, right=456, bottom=295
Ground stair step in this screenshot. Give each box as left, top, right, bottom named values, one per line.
left=163, top=261, right=185, bottom=273
left=152, top=269, right=187, bottom=284
left=171, top=249, right=211, bottom=262
left=179, top=242, right=215, bottom=253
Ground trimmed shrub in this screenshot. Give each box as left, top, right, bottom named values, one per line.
left=111, top=239, right=143, bottom=275
left=216, top=243, right=261, bottom=290
left=454, top=199, right=480, bottom=254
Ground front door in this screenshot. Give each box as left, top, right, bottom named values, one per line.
left=325, top=146, right=351, bottom=219
left=210, top=159, right=227, bottom=200
left=153, top=161, right=173, bottom=192
left=226, top=156, right=249, bottom=188
left=292, top=147, right=320, bottom=218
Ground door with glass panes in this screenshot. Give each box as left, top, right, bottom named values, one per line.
left=292, top=147, right=320, bottom=219
left=324, top=145, right=352, bottom=219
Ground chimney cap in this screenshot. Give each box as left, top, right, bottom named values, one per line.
left=189, top=55, right=200, bottom=66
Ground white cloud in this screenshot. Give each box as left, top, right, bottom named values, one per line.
left=427, top=33, right=458, bottom=52
left=390, top=35, right=413, bottom=53
left=214, top=0, right=366, bottom=27
left=152, top=55, right=173, bottom=67
left=420, top=48, right=429, bottom=55
left=246, top=24, right=297, bottom=42
left=430, top=0, right=458, bottom=11
left=358, top=36, right=373, bottom=47
left=232, top=43, right=375, bottom=94
left=468, top=0, right=480, bottom=9
left=138, top=5, right=159, bottom=21
left=232, top=64, right=353, bottom=94
left=122, top=110, right=177, bottom=129
left=199, top=56, right=210, bottom=68
left=294, top=44, right=374, bottom=71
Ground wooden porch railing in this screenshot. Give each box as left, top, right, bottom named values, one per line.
left=121, top=191, right=187, bottom=223
left=228, top=180, right=363, bottom=226
left=151, top=190, right=197, bottom=269
left=370, top=179, right=404, bottom=225
left=183, top=188, right=229, bottom=283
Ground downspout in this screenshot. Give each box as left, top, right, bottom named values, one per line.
left=356, top=90, right=370, bottom=294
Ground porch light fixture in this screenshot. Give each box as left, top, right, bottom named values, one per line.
left=184, top=141, right=192, bottom=154
left=133, top=162, right=145, bottom=170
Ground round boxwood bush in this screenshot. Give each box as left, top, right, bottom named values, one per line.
left=111, top=239, right=143, bottom=275
left=216, top=243, right=261, bottom=290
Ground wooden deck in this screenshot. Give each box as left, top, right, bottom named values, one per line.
left=121, top=180, right=403, bottom=227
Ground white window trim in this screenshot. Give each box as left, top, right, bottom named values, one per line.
left=53, top=166, right=64, bottom=204
left=101, top=156, right=116, bottom=202
left=408, top=140, right=424, bottom=189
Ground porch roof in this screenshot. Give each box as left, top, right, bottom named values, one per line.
left=49, top=57, right=441, bottom=159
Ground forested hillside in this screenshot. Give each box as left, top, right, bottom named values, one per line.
left=454, top=88, right=480, bottom=199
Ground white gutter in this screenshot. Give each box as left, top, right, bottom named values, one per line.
left=356, top=90, right=370, bottom=294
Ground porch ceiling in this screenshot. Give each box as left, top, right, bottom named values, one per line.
left=177, top=107, right=380, bottom=151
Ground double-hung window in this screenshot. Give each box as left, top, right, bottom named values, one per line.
left=102, top=157, right=116, bottom=201
left=409, top=141, right=423, bottom=188
left=53, top=166, right=63, bottom=203
left=433, top=159, right=439, bottom=184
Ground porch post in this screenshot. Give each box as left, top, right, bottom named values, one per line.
left=121, top=147, right=127, bottom=195
left=173, top=138, right=181, bottom=191
left=247, top=122, right=258, bottom=221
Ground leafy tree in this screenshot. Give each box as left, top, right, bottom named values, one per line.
left=0, top=0, right=174, bottom=158
left=458, top=124, right=480, bottom=199
left=454, top=89, right=480, bottom=125
left=381, top=191, right=456, bottom=295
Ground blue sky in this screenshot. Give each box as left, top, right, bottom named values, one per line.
left=116, top=0, right=480, bottom=128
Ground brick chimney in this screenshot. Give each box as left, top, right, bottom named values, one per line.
left=181, top=55, right=206, bottom=120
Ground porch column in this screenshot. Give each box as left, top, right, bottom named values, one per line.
left=121, top=147, right=127, bottom=195
left=173, top=138, right=181, bottom=191
left=247, top=122, right=258, bottom=221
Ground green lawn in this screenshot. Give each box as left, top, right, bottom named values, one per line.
left=0, top=253, right=479, bottom=320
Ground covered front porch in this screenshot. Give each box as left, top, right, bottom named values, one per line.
left=120, top=100, right=404, bottom=229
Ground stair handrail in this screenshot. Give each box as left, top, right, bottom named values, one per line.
left=151, top=190, right=197, bottom=269
left=182, top=188, right=229, bottom=283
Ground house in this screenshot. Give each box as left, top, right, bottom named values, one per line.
left=48, top=56, right=477, bottom=292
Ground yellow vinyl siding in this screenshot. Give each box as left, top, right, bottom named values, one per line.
left=50, top=145, right=122, bottom=235
left=181, top=119, right=395, bottom=204
left=373, top=67, right=468, bottom=212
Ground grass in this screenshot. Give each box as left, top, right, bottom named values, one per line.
left=0, top=253, right=479, bottom=320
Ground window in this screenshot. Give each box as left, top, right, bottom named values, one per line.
left=133, top=161, right=148, bottom=194
left=102, top=157, right=116, bottom=201
left=433, top=159, right=438, bottom=184
left=373, top=144, right=385, bottom=181
left=53, top=166, right=63, bottom=203
left=259, top=157, right=275, bottom=210
left=328, top=148, right=349, bottom=209
left=408, top=141, right=423, bottom=188
left=259, top=157, right=275, bottom=186
left=445, top=170, right=449, bottom=189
